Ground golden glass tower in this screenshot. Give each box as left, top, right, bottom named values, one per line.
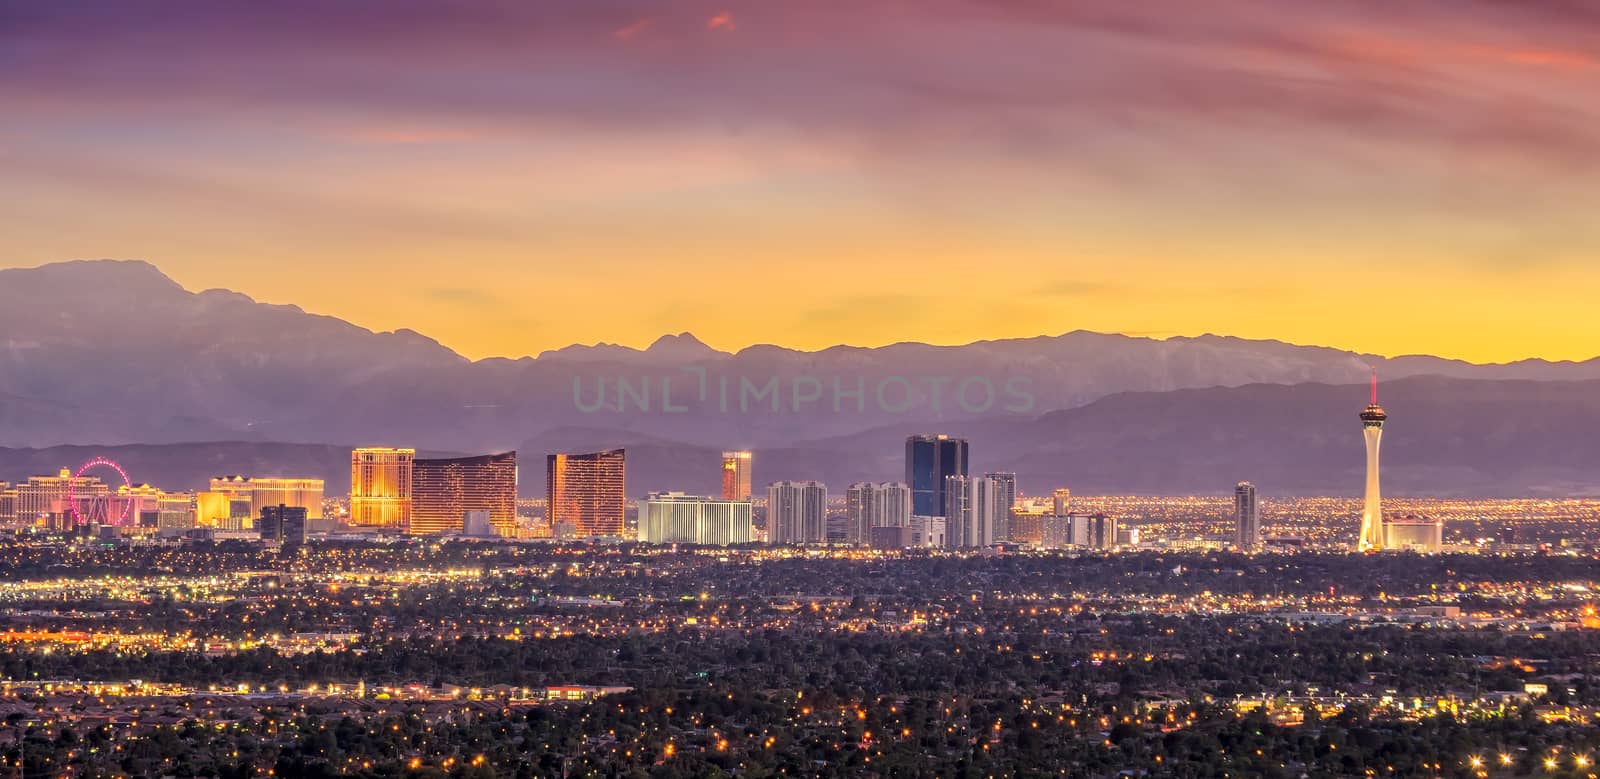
left=546, top=449, right=626, bottom=537
left=409, top=452, right=518, bottom=536
left=1356, top=374, right=1387, bottom=552
left=720, top=451, right=752, bottom=501
left=350, top=447, right=414, bottom=528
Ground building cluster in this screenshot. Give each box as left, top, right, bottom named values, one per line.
left=0, top=469, right=324, bottom=545
left=502, top=437, right=1117, bottom=551
left=349, top=448, right=519, bottom=537
left=1, top=381, right=1445, bottom=552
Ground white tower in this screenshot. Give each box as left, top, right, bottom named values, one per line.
left=1356, top=371, right=1387, bottom=552
left=1234, top=482, right=1260, bottom=550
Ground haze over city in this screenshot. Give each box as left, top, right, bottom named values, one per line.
left=4, top=2, right=1600, bottom=778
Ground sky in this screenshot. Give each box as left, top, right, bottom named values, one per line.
left=2, top=0, right=1598, bottom=362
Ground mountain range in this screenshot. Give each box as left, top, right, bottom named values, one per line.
left=1, top=259, right=1598, bottom=497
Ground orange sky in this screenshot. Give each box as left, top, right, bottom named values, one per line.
left=2, top=1, right=1597, bottom=362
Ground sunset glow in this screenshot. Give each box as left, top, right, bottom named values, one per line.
left=3, top=1, right=1597, bottom=361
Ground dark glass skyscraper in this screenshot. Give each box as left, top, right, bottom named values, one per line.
left=260, top=503, right=308, bottom=547
left=905, top=435, right=968, bottom=516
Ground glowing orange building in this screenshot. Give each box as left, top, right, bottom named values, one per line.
left=408, top=451, right=518, bottom=536
left=209, top=476, right=325, bottom=520
left=350, top=447, right=414, bottom=528
left=720, top=451, right=752, bottom=501
left=546, top=449, right=625, bottom=537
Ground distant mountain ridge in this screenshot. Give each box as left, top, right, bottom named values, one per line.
left=3, top=259, right=1600, bottom=462
left=4, top=376, right=1596, bottom=498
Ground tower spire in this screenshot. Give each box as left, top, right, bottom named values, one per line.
left=1371, top=367, right=1378, bottom=405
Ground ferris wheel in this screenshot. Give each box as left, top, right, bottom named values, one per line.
left=68, top=457, right=133, bottom=526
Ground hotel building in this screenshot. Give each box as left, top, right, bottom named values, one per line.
left=350, top=448, right=414, bottom=528
left=945, top=474, right=1009, bottom=548
left=1235, top=481, right=1260, bottom=550
left=639, top=492, right=753, bottom=545
left=12, top=469, right=108, bottom=530
left=844, top=482, right=911, bottom=545
left=720, top=451, right=753, bottom=501
left=210, top=476, right=325, bottom=520
left=546, top=449, right=626, bottom=537
left=409, top=452, right=518, bottom=536
left=905, top=434, right=968, bottom=517
left=767, top=480, right=828, bottom=545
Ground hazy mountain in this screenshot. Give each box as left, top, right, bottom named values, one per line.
left=8, top=376, right=1591, bottom=498
left=525, top=376, right=1600, bottom=498
left=4, top=259, right=1600, bottom=455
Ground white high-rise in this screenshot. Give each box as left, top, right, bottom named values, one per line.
left=1234, top=482, right=1260, bottom=550
left=1357, top=373, right=1388, bottom=552
left=845, top=482, right=911, bottom=544
left=767, top=480, right=827, bottom=545
left=945, top=475, right=1009, bottom=548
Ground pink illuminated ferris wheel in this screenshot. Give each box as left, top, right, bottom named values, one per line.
left=68, top=457, right=133, bottom=526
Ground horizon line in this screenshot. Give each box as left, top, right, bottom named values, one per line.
left=8, top=258, right=1599, bottom=367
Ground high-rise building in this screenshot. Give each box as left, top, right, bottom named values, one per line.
left=260, top=504, right=308, bottom=543
left=1357, top=373, right=1387, bottom=552
left=984, top=471, right=1017, bottom=512
left=1082, top=513, right=1118, bottom=551
left=1235, top=482, right=1260, bottom=550
left=720, top=451, right=753, bottom=501
left=640, top=492, right=753, bottom=546
left=155, top=492, right=195, bottom=530
left=546, top=449, right=626, bottom=537
left=283, top=512, right=308, bottom=547
left=350, top=448, right=414, bottom=529
left=1040, top=513, right=1074, bottom=549
left=767, top=480, right=827, bottom=545
left=844, top=484, right=869, bottom=544
left=945, top=475, right=1008, bottom=548
left=409, top=452, right=518, bottom=536
left=210, top=476, right=325, bottom=520
left=1052, top=488, right=1072, bottom=517
left=985, top=471, right=1017, bottom=544
left=844, top=482, right=911, bottom=544
left=0, top=483, right=16, bottom=525
left=12, top=469, right=107, bottom=529
left=1009, top=499, right=1051, bottom=545
left=195, top=492, right=234, bottom=528
left=120, top=485, right=193, bottom=531
left=905, top=435, right=968, bottom=517
left=943, top=475, right=970, bottom=547
left=1047, top=512, right=1119, bottom=550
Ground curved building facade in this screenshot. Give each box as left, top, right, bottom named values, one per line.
left=547, top=449, right=626, bottom=537
left=409, top=451, right=518, bottom=536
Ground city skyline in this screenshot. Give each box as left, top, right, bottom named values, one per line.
left=4, top=4, right=1599, bottom=775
